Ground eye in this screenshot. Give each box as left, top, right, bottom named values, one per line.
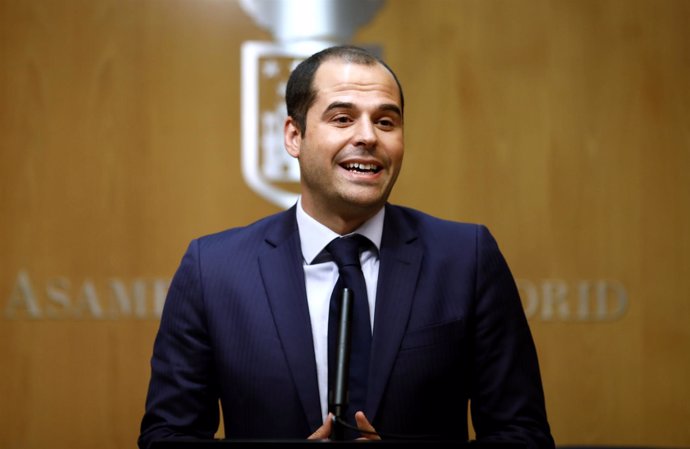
left=377, top=117, right=397, bottom=130
left=332, top=115, right=353, bottom=126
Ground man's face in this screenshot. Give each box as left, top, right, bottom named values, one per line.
left=284, top=59, right=404, bottom=229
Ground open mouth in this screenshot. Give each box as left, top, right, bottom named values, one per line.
left=341, top=162, right=382, bottom=174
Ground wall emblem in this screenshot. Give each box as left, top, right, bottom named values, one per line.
left=239, top=0, right=385, bottom=209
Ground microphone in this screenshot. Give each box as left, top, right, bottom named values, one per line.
left=329, top=287, right=353, bottom=441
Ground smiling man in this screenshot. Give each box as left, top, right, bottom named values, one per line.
left=139, top=46, right=555, bottom=449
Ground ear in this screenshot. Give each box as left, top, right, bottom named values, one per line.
left=284, top=116, right=302, bottom=158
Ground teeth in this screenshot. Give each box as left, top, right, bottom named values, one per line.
left=344, top=162, right=379, bottom=172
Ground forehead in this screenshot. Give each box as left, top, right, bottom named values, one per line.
left=311, top=59, right=401, bottom=107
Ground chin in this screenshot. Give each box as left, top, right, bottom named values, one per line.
left=342, top=196, right=386, bottom=213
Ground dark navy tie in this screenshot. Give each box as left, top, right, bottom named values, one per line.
left=327, top=235, right=372, bottom=435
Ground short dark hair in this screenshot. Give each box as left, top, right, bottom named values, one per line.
left=285, top=45, right=405, bottom=135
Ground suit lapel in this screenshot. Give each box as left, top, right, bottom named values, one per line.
left=367, top=205, right=423, bottom=421
left=259, top=208, right=322, bottom=431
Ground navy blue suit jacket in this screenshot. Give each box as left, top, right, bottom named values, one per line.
left=139, top=204, right=554, bottom=449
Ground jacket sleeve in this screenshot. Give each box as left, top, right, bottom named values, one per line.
left=138, top=240, right=220, bottom=449
left=470, top=225, right=555, bottom=449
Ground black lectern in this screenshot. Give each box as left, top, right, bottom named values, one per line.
left=150, top=439, right=526, bottom=449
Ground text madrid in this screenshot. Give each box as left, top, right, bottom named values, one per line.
left=4, top=270, right=627, bottom=322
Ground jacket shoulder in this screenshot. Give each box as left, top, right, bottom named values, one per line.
left=386, top=204, right=504, bottom=259
left=388, top=204, right=484, bottom=236
left=192, top=208, right=296, bottom=255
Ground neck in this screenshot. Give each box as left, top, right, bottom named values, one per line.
left=300, top=201, right=383, bottom=235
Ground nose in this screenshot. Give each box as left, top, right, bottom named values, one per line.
left=353, top=119, right=377, bottom=149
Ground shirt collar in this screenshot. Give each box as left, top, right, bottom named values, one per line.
left=295, top=197, right=384, bottom=265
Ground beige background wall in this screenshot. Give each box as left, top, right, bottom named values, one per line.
left=1, top=0, right=689, bottom=448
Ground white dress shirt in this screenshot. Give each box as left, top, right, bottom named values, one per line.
left=295, top=197, right=384, bottom=421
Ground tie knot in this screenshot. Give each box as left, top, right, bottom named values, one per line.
left=326, top=235, right=368, bottom=269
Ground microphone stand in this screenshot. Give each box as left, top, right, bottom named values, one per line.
left=329, top=287, right=353, bottom=441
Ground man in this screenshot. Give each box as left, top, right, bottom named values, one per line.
left=139, top=45, right=554, bottom=449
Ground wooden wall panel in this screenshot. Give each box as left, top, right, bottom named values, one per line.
left=1, top=0, right=688, bottom=447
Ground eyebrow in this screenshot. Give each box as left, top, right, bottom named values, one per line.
left=323, top=101, right=402, bottom=118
